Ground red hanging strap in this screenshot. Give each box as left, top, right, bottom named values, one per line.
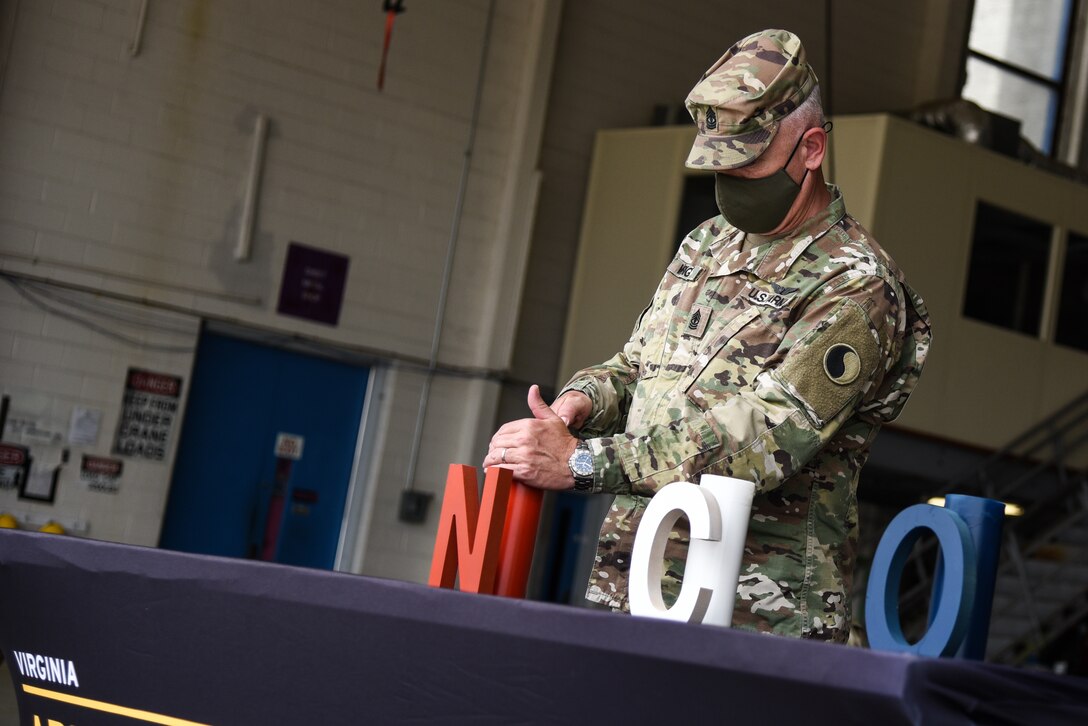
left=377, top=0, right=406, bottom=91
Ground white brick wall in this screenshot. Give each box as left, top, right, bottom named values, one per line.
left=0, top=275, right=198, bottom=545
left=0, top=0, right=544, bottom=576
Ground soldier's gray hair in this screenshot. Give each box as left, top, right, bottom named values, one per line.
left=781, top=85, right=825, bottom=136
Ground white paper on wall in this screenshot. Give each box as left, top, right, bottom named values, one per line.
left=68, top=407, right=103, bottom=446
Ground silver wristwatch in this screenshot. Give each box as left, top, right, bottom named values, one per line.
left=568, top=440, right=594, bottom=492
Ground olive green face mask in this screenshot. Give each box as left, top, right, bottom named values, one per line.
left=714, top=123, right=828, bottom=234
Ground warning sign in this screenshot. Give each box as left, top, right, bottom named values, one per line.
left=81, top=455, right=123, bottom=494
left=0, top=443, right=29, bottom=491
left=274, top=433, right=305, bottom=460
left=112, top=369, right=183, bottom=462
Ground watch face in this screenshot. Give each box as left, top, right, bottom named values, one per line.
left=571, top=449, right=594, bottom=478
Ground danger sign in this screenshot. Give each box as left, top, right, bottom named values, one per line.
left=113, top=368, right=183, bottom=462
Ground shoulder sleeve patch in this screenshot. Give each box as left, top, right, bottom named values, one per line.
left=771, top=299, right=881, bottom=427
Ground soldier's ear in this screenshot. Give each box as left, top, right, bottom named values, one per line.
left=800, top=126, right=826, bottom=171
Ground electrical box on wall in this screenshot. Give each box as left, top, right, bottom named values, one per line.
left=399, top=490, right=432, bottom=524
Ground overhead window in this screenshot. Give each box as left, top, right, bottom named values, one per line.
left=963, top=201, right=1053, bottom=336
left=962, top=0, right=1078, bottom=156
left=1055, top=231, right=1088, bottom=351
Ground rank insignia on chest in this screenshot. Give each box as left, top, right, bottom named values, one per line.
left=683, top=304, right=712, bottom=339
left=746, top=285, right=793, bottom=310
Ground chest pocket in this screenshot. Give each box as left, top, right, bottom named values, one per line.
left=685, top=305, right=785, bottom=410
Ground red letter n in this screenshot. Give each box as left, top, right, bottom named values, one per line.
left=428, top=465, right=512, bottom=594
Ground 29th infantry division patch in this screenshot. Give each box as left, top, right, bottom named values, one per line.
left=772, top=299, right=880, bottom=427
left=823, top=344, right=861, bottom=385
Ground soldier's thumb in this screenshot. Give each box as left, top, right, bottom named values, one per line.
left=527, top=385, right=559, bottom=421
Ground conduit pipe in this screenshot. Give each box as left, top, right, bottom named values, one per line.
left=403, top=0, right=497, bottom=499
left=0, top=269, right=506, bottom=381
left=235, top=114, right=269, bottom=261
left=0, top=250, right=262, bottom=305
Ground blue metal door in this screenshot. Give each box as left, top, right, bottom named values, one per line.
left=159, top=332, right=369, bottom=569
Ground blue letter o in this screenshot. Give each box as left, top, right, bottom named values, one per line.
left=865, top=504, right=977, bottom=657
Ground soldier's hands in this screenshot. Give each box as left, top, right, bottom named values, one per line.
left=484, top=385, right=578, bottom=490
left=551, top=389, right=592, bottom=430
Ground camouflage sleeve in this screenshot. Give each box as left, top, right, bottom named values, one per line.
left=587, top=272, right=903, bottom=497
left=557, top=303, right=651, bottom=438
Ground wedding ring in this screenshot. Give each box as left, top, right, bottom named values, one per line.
left=501, top=447, right=508, bottom=464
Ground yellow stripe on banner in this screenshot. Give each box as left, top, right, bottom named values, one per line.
left=22, top=685, right=211, bottom=726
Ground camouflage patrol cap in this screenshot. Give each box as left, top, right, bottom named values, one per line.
left=685, top=29, right=818, bottom=170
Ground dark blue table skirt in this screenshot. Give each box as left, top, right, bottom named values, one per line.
left=1, top=529, right=1085, bottom=725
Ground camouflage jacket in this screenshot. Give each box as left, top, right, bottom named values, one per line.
left=561, top=187, right=930, bottom=642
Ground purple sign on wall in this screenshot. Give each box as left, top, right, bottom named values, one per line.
left=277, top=242, right=350, bottom=326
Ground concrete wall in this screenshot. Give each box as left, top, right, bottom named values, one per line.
left=854, top=114, right=1088, bottom=450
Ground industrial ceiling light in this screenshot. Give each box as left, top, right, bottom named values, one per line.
left=926, top=496, right=1023, bottom=517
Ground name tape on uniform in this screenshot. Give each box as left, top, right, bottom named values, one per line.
left=746, top=286, right=793, bottom=309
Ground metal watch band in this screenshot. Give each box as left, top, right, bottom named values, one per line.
left=570, top=440, right=594, bottom=492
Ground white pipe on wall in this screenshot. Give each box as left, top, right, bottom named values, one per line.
left=235, top=114, right=269, bottom=262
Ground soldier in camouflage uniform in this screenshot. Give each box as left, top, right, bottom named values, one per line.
left=485, top=29, right=930, bottom=642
